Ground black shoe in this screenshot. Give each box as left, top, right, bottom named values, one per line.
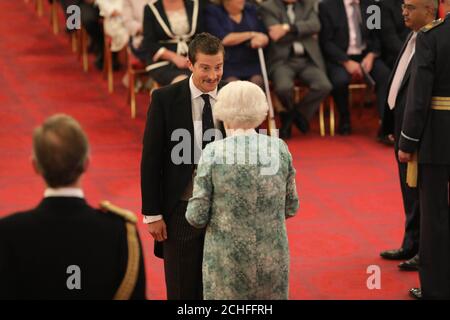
left=279, top=113, right=293, bottom=140
left=409, top=287, right=422, bottom=300
left=292, top=110, right=310, bottom=134
left=337, top=120, right=352, bottom=135
left=380, top=248, right=416, bottom=260
left=399, top=254, right=419, bottom=271
left=377, top=127, right=394, bottom=146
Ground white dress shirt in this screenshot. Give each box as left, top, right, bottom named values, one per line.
left=44, top=187, right=84, bottom=198
left=387, top=32, right=417, bottom=109
left=344, top=0, right=366, bottom=55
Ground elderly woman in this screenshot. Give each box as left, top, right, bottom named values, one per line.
left=142, top=0, right=205, bottom=85
left=205, top=0, right=268, bottom=87
left=185, top=81, right=299, bottom=300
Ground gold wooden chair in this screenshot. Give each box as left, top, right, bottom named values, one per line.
left=320, top=81, right=370, bottom=137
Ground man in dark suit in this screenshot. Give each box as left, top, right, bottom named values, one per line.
left=0, top=114, right=146, bottom=300
left=379, top=0, right=410, bottom=69
left=319, top=0, right=391, bottom=135
left=399, top=0, right=450, bottom=300
left=141, top=33, right=226, bottom=300
left=380, top=0, right=437, bottom=272
left=259, top=0, right=332, bottom=139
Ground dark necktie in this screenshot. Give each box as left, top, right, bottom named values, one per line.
left=201, top=94, right=215, bottom=149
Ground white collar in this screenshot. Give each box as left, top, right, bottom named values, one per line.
left=226, top=128, right=257, bottom=137
left=44, top=187, right=84, bottom=199
left=344, top=0, right=360, bottom=5
left=189, top=75, right=218, bottom=100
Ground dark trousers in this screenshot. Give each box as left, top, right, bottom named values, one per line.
left=271, top=56, right=332, bottom=120
left=163, top=201, right=205, bottom=300
left=326, top=55, right=390, bottom=122
left=396, top=157, right=420, bottom=253
left=418, top=164, right=450, bottom=299
left=394, top=105, right=420, bottom=254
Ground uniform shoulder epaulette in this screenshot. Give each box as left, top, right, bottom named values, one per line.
left=100, top=201, right=137, bottom=224
left=420, top=18, right=444, bottom=33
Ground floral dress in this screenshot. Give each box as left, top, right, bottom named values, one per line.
left=186, top=132, right=299, bottom=300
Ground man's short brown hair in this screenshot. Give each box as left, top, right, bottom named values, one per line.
left=33, top=114, right=89, bottom=188
left=188, top=32, right=225, bottom=65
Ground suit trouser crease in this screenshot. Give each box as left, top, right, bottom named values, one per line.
left=163, top=201, right=205, bottom=300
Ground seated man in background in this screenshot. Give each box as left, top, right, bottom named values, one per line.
left=259, top=0, right=332, bottom=139
left=378, top=0, right=410, bottom=69
left=60, top=0, right=107, bottom=70
left=0, top=114, right=146, bottom=300
left=319, top=0, right=390, bottom=138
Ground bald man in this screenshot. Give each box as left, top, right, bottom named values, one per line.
left=380, top=0, right=437, bottom=272
left=399, top=0, right=450, bottom=299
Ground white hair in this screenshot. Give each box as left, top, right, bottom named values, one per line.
left=213, top=81, right=269, bottom=129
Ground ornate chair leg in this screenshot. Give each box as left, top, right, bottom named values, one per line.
left=319, top=101, right=325, bottom=137
left=329, top=97, right=335, bottom=137
left=51, top=0, right=59, bottom=35
left=129, top=71, right=136, bottom=119
left=80, top=28, right=89, bottom=72
left=36, top=0, right=44, bottom=17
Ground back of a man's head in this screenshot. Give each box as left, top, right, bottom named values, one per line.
left=33, top=114, right=89, bottom=188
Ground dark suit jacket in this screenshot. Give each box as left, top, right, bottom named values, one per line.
left=319, top=0, right=381, bottom=64
left=379, top=0, right=410, bottom=68
left=142, top=0, right=206, bottom=66
left=382, top=32, right=414, bottom=151
left=141, top=78, right=226, bottom=257
left=399, top=16, right=450, bottom=164
left=258, top=0, right=326, bottom=72
left=0, top=197, right=146, bottom=300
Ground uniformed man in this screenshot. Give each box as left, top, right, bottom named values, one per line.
left=398, top=0, right=450, bottom=300
left=0, top=114, right=146, bottom=299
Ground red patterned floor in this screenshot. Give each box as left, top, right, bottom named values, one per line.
left=0, top=0, right=419, bottom=299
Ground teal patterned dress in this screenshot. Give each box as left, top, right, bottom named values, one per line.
left=185, top=132, right=299, bottom=300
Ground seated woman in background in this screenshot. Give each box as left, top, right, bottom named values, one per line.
left=142, top=0, right=205, bottom=86
left=122, top=0, right=148, bottom=63
left=96, top=0, right=129, bottom=53
left=186, top=81, right=299, bottom=300
left=205, top=0, right=268, bottom=87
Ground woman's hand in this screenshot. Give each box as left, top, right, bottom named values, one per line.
left=171, top=54, right=189, bottom=69
left=250, top=33, right=269, bottom=49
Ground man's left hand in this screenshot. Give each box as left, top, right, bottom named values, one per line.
left=398, top=150, right=412, bottom=163
left=361, top=52, right=376, bottom=73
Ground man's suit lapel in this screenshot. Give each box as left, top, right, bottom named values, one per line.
left=337, top=0, right=350, bottom=44
left=274, top=0, right=289, bottom=24
left=173, top=79, right=195, bottom=164
left=294, top=0, right=307, bottom=22
left=217, top=81, right=227, bottom=138
left=387, top=32, right=414, bottom=91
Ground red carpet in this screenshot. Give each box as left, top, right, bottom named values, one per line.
left=0, top=1, right=418, bottom=299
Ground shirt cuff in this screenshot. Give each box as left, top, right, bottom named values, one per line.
left=153, top=47, right=166, bottom=62
left=143, top=214, right=163, bottom=224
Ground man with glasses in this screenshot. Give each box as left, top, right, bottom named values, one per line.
left=380, top=0, right=437, bottom=274
left=398, top=0, right=450, bottom=300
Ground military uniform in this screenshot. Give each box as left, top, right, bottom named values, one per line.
left=399, top=14, right=450, bottom=299
left=0, top=197, right=146, bottom=300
